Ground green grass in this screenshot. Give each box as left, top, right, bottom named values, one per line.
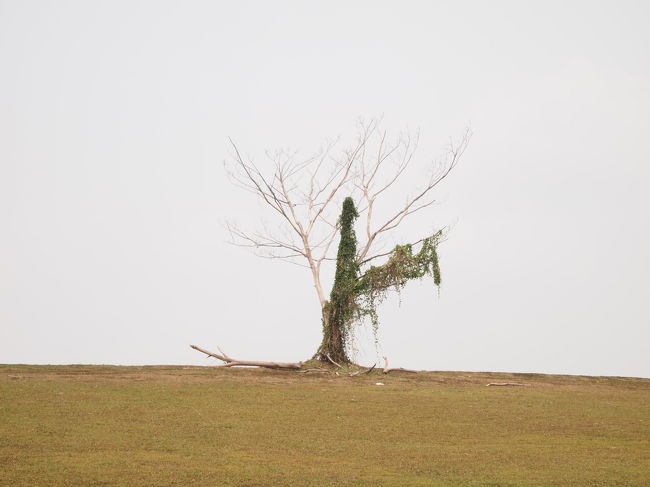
left=1, top=365, right=649, bottom=486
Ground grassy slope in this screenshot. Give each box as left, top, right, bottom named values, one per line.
left=1, top=365, right=649, bottom=487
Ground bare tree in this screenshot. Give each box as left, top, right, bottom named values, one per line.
left=218, top=120, right=470, bottom=365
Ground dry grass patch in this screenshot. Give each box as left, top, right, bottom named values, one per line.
left=1, top=365, right=649, bottom=486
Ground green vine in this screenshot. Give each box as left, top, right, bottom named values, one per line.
left=357, top=230, right=443, bottom=336
left=319, top=196, right=444, bottom=362
left=319, top=197, right=361, bottom=362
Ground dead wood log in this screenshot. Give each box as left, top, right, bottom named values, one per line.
left=486, top=382, right=531, bottom=387
left=190, top=345, right=304, bottom=370
left=382, top=356, right=418, bottom=374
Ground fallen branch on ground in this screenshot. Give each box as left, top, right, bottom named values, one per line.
left=360, top=363, right=376, bottom=375
left=190, top=345, right=304, bottom=370
left=383, top=356, right=418, bottom=374
left=347, top=363, right=377, bottom=376
left=486, top=382, right=531, bottom=387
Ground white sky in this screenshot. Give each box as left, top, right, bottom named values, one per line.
left=2, top=1, right=649, bottom=377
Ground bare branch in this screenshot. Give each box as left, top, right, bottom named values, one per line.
left=316, top=224, right=341, bottom=264
left=190, top=344, right=304, bottom=370
left=306, top=123, right=376, bottom=235
left=225, top=222, right=305, bottom=255
left=356, top=128, right=471, bottom=261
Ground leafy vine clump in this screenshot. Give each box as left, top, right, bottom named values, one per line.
left=358, top=230, right=443, bottom=333
left=318, top=197, right=361, bottom=363
left=317, top=196, right=444, bottom=363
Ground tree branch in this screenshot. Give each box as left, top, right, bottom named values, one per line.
left=190, top=344, right=304, bottom=370
left=356, top=127, right=471, bottom=261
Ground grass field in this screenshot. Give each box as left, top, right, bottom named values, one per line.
left=1, top=365, right=649, bottom=486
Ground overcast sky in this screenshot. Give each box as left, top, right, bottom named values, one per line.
left=2, top=1, right=649, bottom=378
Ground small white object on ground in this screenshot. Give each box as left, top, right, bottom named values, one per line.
left=375, top=382, right=385, bottom=386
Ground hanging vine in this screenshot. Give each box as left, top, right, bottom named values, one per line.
left=357, top=230, right=443, bottom=337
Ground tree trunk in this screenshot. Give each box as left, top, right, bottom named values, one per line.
left=313, top=197, right=360, bottom=365
left=316, top=310, right=350, bottom=364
